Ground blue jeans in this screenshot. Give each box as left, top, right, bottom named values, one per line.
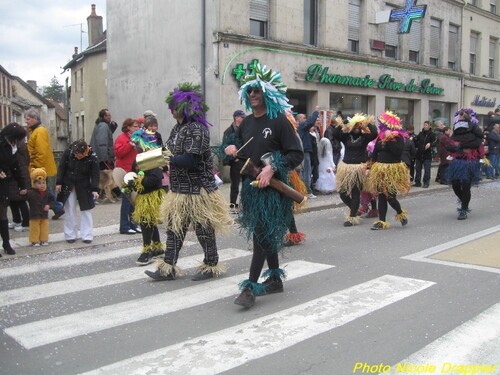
left=487, top=153, right=500, bottom=177
left=46, top=176, right=64, bottom=213
left=119, top=197, right=136, bottom=232
left=415, top=159, right=431, bottom=185
left=301, top=152, right=312, bottom=194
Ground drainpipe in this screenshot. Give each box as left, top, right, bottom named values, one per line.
left=201, top=0, right=206, bottom=98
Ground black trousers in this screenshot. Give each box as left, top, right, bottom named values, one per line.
left=452, top=180, right=471, bottom=210
left=229, top=161, right=243, bottom=205
left=248, top=226, right=279, bottom=283
left=164, top=222, right=219, bottom=266
left=339, top=186, right=361, bottom=217
left=377, top=193, right=402, bottom=221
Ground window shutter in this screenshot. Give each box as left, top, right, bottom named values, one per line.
left=348, top=0, right=360, bottom=41
left=448, top=25, right=458, bottom=63
left=470, top=32, right=478, bottom=54
left=408, top=19, right=421, bottom=51
left=430, top=19, right=441, bottom=59
left=385, top=6, right=399, bottom=46
left=250, top=0, right=269, bottom=22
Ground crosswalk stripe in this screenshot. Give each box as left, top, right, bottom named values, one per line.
left=0, top=248, right=250, bottom=307
left=5, top=260, right=335, bottom=349
left=379, top=303, right=500, bottom=374
left=80, top=275, right=434, bottom=375
left=11, top=224, right=121, bottom=247
left=0, top=241, right=195, bottom=278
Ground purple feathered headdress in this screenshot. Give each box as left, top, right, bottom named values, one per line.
left=454, top=107, right=479, bottom=125
left=165, top=83, right=211, bottom=128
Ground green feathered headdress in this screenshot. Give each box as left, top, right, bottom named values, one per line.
left=238, top=63, right=292, bottom=119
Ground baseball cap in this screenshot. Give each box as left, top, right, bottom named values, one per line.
left=233, top=110, right=246, bottom=118
left=143, top=110, right=157, bottom=117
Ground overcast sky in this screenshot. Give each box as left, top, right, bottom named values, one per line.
left=0, top=0, right=107, bottom=89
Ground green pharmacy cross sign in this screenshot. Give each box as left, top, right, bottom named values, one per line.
left=390, top=0, right=427, bottom=34
left=231, top=59, right=260, bottom=82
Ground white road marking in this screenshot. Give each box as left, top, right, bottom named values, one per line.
left=0, top=241, right=195, bottom=278
left=80, top=275, right=434, bottom=375
left=379, top=303, right=500, bottom=374
left=0, top=248, right=250, bottom=307
left=402, top=224, right=500, bottom=274
left=5, top=260, right=335, bottom=349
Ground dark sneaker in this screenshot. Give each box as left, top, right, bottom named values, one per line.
left=401, top=218, right=408, bottom=226
left=371, top=221, right=388, bottom=230
left=52, top=209, right=65, bottom=220
left=191, top=270, right=214, bottom=281
left=457, top=211, right=468, bottom=220
left=144, top=268, right=176, bottom=281
left=67, top=239, right=76, bottom=244
left=413, top=183, right=421, bottom=187
left=136, top=252, right=153, bottom=266
left=234, top=288, right=255, bottom=308
left=423, top=184, right=429, bottom=188
left=82, top=240, right=92, bottom=244
left=343, top=220, right=353, bottom=227
left=262, top=278, right=283, bottom=295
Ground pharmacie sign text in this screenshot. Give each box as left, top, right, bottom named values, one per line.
left=305, top=64, right=444, bottom=95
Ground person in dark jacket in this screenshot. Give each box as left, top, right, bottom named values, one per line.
left=368, top=111, right=410, bottom=230
left=0, top=123, right=28, bottom=255
left=413, top=121, right=436, bottom=188
left=296, top=107, right=320, bottom=197
left=438, top=126, right=452, bottom=184
left=446, top=108, right=484, bottom=220
left=486, top=123, right=500, bottom=179
left=222, top=110, right=246, bottom=211
left=401, top=134, right=416, bottom=171
left=55, top=139, right=100, bottom=243
left=8, top=138, right=30, bottom=232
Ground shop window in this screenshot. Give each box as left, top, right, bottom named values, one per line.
left=385, top=97, right=414, bottom=127
left=429, top=101, right=451, bottom=127
left=250, top=0, right=268, bottom=38
left=330, top=93, right=368, bottom=116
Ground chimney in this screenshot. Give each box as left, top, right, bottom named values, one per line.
left=27, top=80, right=37, bottom=91
left=87, top=4, right=103, bottom=48
left=73, top=46, right=79, bottom=57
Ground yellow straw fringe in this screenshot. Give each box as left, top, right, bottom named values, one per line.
left=289, top=169, right=308, bottom=211
left=344, top=214, right=360, bottom=225
left=373, top=220, right=390, bottom=229
left=194, top=262, right=227, bottom=277
left=336, top=162, right=367, bottom=195
left=395, top=209, right=408, bottom=222
left=160, top=189, right=233, bottom=237
left=132, top=189, right=166, bottom=226
left=155, top=259, right=181, bottom=277
left=368, top=162, right=410, bottom=196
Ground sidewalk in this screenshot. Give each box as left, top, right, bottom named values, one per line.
left=2, top=178, right=454, bottom=261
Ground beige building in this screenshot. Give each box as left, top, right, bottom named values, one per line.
left=101, top=0, right=500, bottom=141
left=63, top=4, right=107, bottom=143
left=462, top=1, right=500, bottom=125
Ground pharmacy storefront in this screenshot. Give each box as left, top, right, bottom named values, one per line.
left=220, top=47, right=461, bottom=132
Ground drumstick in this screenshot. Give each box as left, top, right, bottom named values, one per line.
left=236, top=137, right=254, bottom=154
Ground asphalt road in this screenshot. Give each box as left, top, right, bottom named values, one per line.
left=1, top=182, right=499, bottom=375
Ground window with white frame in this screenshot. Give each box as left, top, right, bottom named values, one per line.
left=348, top=0, right=360, bottom=53
left=304, top=0, right=318, bottom=46
left=491, top=1, right=497, bottom=14
left=408, top=19, right=421, bottom=63
left=385, top=5, right=398, bottom=59
left=250, top=0, right=269, bottom=38
left=430, top=18, right=441, bottom=67
left=489, top=38, right=496, bottom=78
left=448, top=24, right=459, bottom=70
left=470, top=32, right=479, bottom=75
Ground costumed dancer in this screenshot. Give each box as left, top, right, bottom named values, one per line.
left=224, top=63, right=304, bottom=308
left=130, top=129, right=166, bottom=265
left=25, top=168, right=55, bottom=246
left=358, top=140, right=378, bottom=218
left=145, top=83, right=232, bottom=281
left=284, top=111, right=307, bottom=246
left=368, top=111, right=410, bottom=230
left=315, top=137, right=336, bottom=194
left=445, top=108, right=483, bottom=220
left=332, top=113, right=378, bottom=226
